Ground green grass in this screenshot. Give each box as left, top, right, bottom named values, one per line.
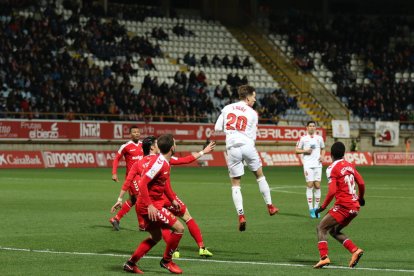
left=1, top=166, right=413, bottom=275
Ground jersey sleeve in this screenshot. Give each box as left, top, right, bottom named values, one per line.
left=214, top=113, right=224, bottom=132
left=319, top=136, right=325, bottom=149
left=170, top=155, right=197, bottom=165
left=353, top=166, right=365, bottom=199
left=296, top=137, right=304, bottom=149
left=321, top=169, right=337, bottom=209
left=122, top=162, right=139, bottom=191
left=164, top=178, right=177, bottom=201
left=112, top=152, right=123, bottom=174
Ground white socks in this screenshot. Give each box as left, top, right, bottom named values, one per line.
left=306, top=187, right=314, bottom=210
left=232, top=186, right=244, bottom=215
left=314, top=188, right=321, bottom=208
left=257, top=176, right=272, bottom=205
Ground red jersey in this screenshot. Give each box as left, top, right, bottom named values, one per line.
left=137, top=154, right=175, bottom=213
left=112, top=140, right=143, bottom=176
left=322, top=159, right=365, bottom=210
left=121, top=157, right=146, bottom=195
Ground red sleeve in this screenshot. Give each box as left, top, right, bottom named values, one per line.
left=164, top=178, right=177, bottom=201
left=354, top=168, right=365, bottom=199
left=138, top=175, right=153, bottom=207
left=170, top=155, right=197, bottom=165
left=122, top=163, right=139, bottom=191
left=112, top=152, right=123, bottom=174
left=321, top=178, right=337, bottom=209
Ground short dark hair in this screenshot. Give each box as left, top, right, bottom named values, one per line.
left=307, top=121, right=316, bottom=126
left=331, top=141, right=346, bottom=160
left=157, top=134, right=174, bottom=154
left=129, top=125, right=139, bottom=133
left=238, top=85, right=255, bottom=100
left=142, top=135, right=156, bottom=156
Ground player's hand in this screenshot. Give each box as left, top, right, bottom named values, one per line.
left=172, top=199, right=181, bottom=211
left=111, top=201, right=122, bottom=213
left=147, top=204, right=158, bottom=221
left=112, top=174, right=119, bottom=182
left=359, top=197, right=365, bottom=206
left=315, top=207, right=326, bottom=216
left=304, top=148, right=313, bottom=155
left=202, top=140, right=216, bottom=154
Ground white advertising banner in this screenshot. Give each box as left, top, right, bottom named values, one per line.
left=331, top=120, right=350, bottom=138
left=375, top=121, right=399, bottom=146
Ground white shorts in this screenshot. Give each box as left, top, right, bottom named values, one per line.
left=226, top=144, right=262, bottom=178
left=303, top=166, right=322, bottom=182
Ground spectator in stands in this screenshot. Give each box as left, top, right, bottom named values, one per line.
left=200, top=54, right=209, bottom=67
left=232, top=54, right=241, bottom=69
left=222, top=55, right=231, bottom=68
left=242, top=56, right=253, bottom=68
left=212, top=54, right=221, bottom=67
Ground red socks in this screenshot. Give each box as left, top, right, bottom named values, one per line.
left=130, top=238, right=157, bottom=263
left=163, top=232, right=183, bottom=260
left=186, top=218, right=204, bottom=248
left=318, top=241, right=328, bottom=258
left=343, top=239, right=358, bottom=253
left=116, top=200, right=132, bottom=220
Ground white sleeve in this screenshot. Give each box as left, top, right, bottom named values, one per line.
left=214, top=113, right=224, bottom=132
left=320, top=136, right=325, bottom=149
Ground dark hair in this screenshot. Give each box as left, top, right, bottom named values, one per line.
left=331, top=141, right=346, bottom=160
left=157, top=134, right=174, bottom=154
left=142, top=135, right=156, bottom=156
left=306, top=121, right=316, bottom=126
left=238, top=85, right=255, bottom=100
left=129, top=125, right=139, bottom=133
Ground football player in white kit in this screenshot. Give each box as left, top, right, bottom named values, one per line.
left=214, top=85, right=279, bottom=232
left=295, top=121, right=325, bottom=218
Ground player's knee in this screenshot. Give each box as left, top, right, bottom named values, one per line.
left=173, top=221, right=185, bottom=233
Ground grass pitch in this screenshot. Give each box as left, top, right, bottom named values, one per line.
left=1, top=166, right=413, bottom=275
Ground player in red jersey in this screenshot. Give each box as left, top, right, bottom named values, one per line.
left=110, top=125, right=143, bottom=230
left=111, top=136, right=216, bottom=258
left=313, top=142, right=365, bottom=269
left=123, top=134, right=184, bottom=274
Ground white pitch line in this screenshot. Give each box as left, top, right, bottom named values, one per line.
left=1, top=246, right=413, bottom=273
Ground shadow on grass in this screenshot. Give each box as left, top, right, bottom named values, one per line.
left=90, top=224, right=137, bottom=232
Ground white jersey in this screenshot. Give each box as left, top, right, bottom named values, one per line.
left=214, top=101, right=257, bottom=149
left=296, top=134, right=325, bottom=168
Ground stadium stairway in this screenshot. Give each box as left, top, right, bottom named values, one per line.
left=226, top=25, right=349, bottom=128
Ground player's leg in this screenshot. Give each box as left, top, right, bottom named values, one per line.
left=159, top=208, right=184, bottom=274
left=180, top=208, right=213, bottom=257
left=313, top=168, right=322, bottom=217
left=329, top=211, right=364, bottom=268
left=110, top=194, right=136, bottom=230
left=124, top=220, right=161, bottom=273
left=227, top=147, right=247, bottom=231
left=305, top=167, right=316, bottom=218
left=245, top=145, right=278, bottom=216
left=313, top=213, right=338, bottom=268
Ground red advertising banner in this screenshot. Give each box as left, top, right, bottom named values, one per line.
left=322, top=152, right=374, bottom=166
left=374, top=152, right=414, bottom=165
left=0, top=119, right=325, bottom=142
left=0, top=151, right=44, bottom=168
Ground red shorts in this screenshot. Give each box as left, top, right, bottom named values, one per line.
left=164, top=197, right=187, bottom=217
left=137, top=207, right=177, bottom=231
left=328, top=205, right=359, bottom=226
